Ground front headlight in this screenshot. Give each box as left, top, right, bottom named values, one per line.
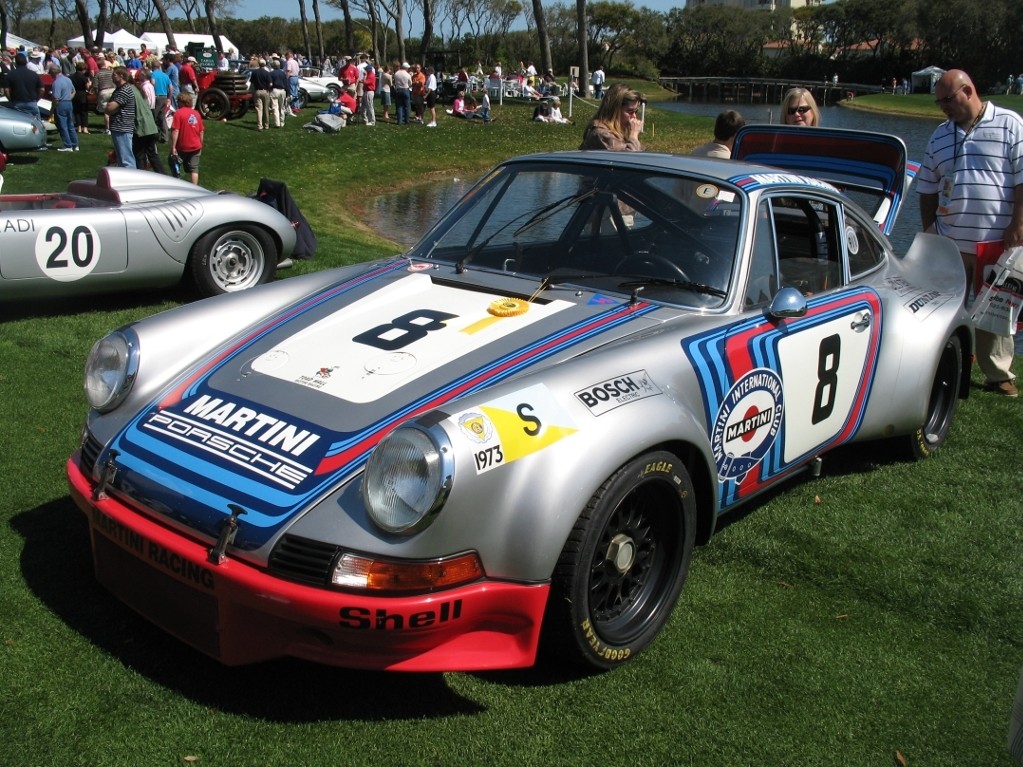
left=362, top=425, right=453, bottom=534
left=83, top=329, right=139, bottom=412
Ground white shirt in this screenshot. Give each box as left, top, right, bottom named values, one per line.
left=918, top=102, right=1023, bottom=254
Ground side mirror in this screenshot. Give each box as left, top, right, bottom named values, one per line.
left=767, top=286, right=807, bottom=319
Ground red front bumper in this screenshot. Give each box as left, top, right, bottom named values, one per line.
left=67, top=456, right=549, bottom=671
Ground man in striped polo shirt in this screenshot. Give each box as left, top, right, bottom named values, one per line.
left=919, top=69, right=1023, bottom=398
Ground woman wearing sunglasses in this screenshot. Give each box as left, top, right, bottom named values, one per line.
left=579, top=82, right=645, bottom=151
left=781, top=87, right=820, bottom=126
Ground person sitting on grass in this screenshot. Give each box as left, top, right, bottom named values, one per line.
left=457, top=94, right=492, bottom=123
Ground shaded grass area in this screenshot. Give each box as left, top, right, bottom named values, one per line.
left=2, top=84, right=1021, bottom=766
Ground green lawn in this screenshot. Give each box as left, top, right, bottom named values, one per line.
left=1, top=87, right=1020, bottom=767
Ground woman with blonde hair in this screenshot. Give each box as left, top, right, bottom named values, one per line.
left=579, top=82, right=645, bottom=151
left=782, top=87, right=820, bottom=126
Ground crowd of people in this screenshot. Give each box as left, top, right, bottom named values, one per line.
left=2, top=43, right=206, bottom=182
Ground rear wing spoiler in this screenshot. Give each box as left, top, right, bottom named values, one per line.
left=731, top=125, right=913, bottom=236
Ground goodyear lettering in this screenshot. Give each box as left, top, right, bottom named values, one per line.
left=5, top=218, right=35, bottom=233
left=91, top=508, right=213, bottom=590
left=338, top=599, right=463, bottom=630
left=725, top=407, right=774, bottom=442
left=643, top=460, right=673, bottom=476
left=182, top=395, right=320, bottom=456
left=580, top=618, right=632, bottom=662
left=574, top=371, right=661, bottom=416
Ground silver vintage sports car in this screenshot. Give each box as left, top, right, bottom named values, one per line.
left=68, top=127, right=972, bottom=672
left=1, top=167, right=298, bottom=300
left=0, top=104, right=48, bottom=166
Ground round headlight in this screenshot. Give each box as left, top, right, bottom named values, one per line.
left=362, top=425, right=452, bottom=534
left=84, top=330, right=139, bottom=412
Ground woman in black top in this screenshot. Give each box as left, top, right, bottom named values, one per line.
left=70, top=61, right=91, bottom=134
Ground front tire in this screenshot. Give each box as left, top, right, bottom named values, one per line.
left=543, top=450, right=696, bottom=670
left=903, top=334, right=962, bottom=460
left=188, top=225, right=277, bottom=297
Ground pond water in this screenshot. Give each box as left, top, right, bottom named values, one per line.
left=364, top=99, right=940, bottom=254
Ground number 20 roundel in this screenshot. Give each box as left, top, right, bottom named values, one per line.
left=682, top=288, right=882, bottom=510
left=35, top=224, right=101, bottom=282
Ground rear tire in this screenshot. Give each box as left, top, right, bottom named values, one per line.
left=198, top=88, right=231, bottom=121
left=296, top=89, right=310, bottom=109
left=903, top=334, right=962, bottom=459
left=188, top=225, right=277, bottom=297
left=543, top=450, right=696, bottom=670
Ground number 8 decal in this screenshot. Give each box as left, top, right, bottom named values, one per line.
left=353, top=309, right=458, bottom=351
left=811, top=334, right=840, bottom=425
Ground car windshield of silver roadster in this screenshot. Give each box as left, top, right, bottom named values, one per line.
left=408, top=164, right=744, bottom=307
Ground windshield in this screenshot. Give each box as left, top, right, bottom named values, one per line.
left=408, top=162, right=744, bottom=307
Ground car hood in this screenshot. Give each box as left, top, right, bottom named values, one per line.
left=105, top=260, right=662, bottom=550
left=731, top=125, right=913, bottom=235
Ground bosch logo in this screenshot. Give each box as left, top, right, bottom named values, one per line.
left=574, top=370, right=661, bottom=416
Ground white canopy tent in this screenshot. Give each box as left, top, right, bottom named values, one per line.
left=2, top=32, right=43, bottom=52
left=67, top=28, right=147, bottom=52
left=911, top=66, right=946, bottom=94
left=139, top=32, right=237, bottom=58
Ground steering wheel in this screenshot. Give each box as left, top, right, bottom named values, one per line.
left=614, top=252, right=690, bottom=282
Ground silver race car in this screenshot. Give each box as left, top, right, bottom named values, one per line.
left=1, top=167, right=298, bottom=300
left=0, top=104, right=48, bottom=165
left=68, top=127, right=972, bottom=672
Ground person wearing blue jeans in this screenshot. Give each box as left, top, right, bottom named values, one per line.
left=50, top=65, right=79, bottom=151
left=392, top=61, right=412, bottom=125
left=285, top=52, right=301, bottom=112
left=105, top=66, right=136, bottom=168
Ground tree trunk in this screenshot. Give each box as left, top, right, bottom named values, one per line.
left=577, top=0, right=589, bottom=99
left=0, top=0, right=9, bottom=53
left=204, top=0, right=223, bottom=54
left=152, top=0, right=178, bottom=53
left=94, top=0, right=108, bottom=51
left=73, top=0, right=93, bottom=49
left=298, top=0, right=311, bottom=60
left=48, top=0, right=56, bottom=50
left=419, top=0, right=433, bottom=64
left=531, top=0, right=552, bottom=76
left=312, top=0, right=325, bottom=63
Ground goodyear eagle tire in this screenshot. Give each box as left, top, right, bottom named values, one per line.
left=188, top=225, right=277, bottom=297
left=904, top=334, right=962, bottom=460
left=198, top=88, right=231, bottom=120
left=327, top=83, right=342, bottom=100
left=296, top=89, right=310, bottom=109
left=544, top=450, right=696, bottom=670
